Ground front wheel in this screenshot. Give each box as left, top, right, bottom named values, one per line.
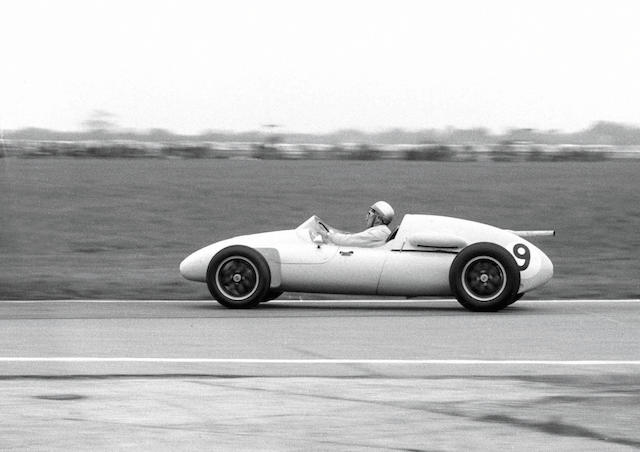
left=206, top=246, right=271, bottom=308
left=449, top=243, right=520, bottom=312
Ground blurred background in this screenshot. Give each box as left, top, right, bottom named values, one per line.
left=1, top=0, right=639, bottom=300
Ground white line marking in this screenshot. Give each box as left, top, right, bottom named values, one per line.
left=1, top=358, right=640, bottom=365
left=3, top=299, right=640, bottom=304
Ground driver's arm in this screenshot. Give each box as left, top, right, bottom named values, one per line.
left=327, top=226, right=390, bottom=247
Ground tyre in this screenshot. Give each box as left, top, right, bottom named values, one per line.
left=261, top=289, right=284, bottom=303
left=206, top=246, right=271, bottom=308
left=507, top=292, right=525, bottom=306
left=449, top=242, right=520, bottom=312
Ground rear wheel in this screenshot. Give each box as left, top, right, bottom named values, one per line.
left=261, top=289, right=284, bottom=303
left=206, top=246, right=271, bottom=308
left=507, top=292, right=525, bottom=306
left=449, top=243, right=520, bottom=312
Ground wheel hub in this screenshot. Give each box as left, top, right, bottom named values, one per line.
left=461, top=255, right=508, bottom=302
left=215, top=256, right=260, bottom=301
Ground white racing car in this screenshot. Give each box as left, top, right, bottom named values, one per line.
left=180, top=214, right=554, bottom=311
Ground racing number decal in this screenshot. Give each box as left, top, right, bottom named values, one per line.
left=513, top=244, right=530, bottom=271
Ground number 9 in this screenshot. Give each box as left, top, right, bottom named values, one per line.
left=513, top=244, right=530, bottom=271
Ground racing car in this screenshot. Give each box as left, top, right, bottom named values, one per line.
left=180, top=214, right=554, bottom=311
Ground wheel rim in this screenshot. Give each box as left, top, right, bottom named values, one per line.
left=215, top=256, right=259, bottom=301
left=461, top=256, right=507, bottom=302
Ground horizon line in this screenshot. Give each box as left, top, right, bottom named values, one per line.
left=3, top=119, right=640, bottom=137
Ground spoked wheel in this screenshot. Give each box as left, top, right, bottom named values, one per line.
left=461, top=256, right=507, bottom=301
left=207, top=246, right=271, bottom=308
left=217, top=257, right=259, bottom=299
left=449, top=243, right=520, bottom=312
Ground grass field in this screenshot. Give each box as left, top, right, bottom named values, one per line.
left=1, top=158, right=638, bottom=300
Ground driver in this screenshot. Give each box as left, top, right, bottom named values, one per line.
left=322, top=201, right=395, bottom=247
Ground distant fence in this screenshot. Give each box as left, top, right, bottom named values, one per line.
left=2, top=140, right=639, bottom=161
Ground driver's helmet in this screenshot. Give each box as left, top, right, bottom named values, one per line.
left=369, top=201, right=394, bottom=225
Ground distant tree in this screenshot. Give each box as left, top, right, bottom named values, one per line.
left=148, top=128, right=174, bottom=140
left=81, top=110, right=118, bottom=133
left=581, top=121, right=640, bottom=145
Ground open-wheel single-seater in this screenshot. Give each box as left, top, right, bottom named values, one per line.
left=180, top=214, right=554, bottom=311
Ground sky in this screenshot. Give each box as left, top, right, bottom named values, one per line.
left=2, top=0, right=640, bottom=134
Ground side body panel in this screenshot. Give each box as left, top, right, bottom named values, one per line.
left=376, top=251, right=455, bottom=296
left=279, top=244, right=389, bottom=294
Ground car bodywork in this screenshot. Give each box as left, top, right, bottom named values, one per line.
left=180, top=214, right=554, bottom=310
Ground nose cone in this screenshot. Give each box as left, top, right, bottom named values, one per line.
left=179, top=252, right=206, bottom=282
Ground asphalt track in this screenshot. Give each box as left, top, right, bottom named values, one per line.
left=1, top=299, right=640, bottom=376
left=1, top=299, right=639, bottom=450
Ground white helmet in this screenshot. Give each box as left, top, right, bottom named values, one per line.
left=370, top=201, right=394, bottom=225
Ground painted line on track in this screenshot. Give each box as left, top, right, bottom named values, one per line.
left=1, top=358, right=640, bottom=365
left=3, top=299, right=640, bottom=304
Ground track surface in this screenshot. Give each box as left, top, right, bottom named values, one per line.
left=1, top=299, right=639, bottom=376
left=1, top=299, right=639, bottom=450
